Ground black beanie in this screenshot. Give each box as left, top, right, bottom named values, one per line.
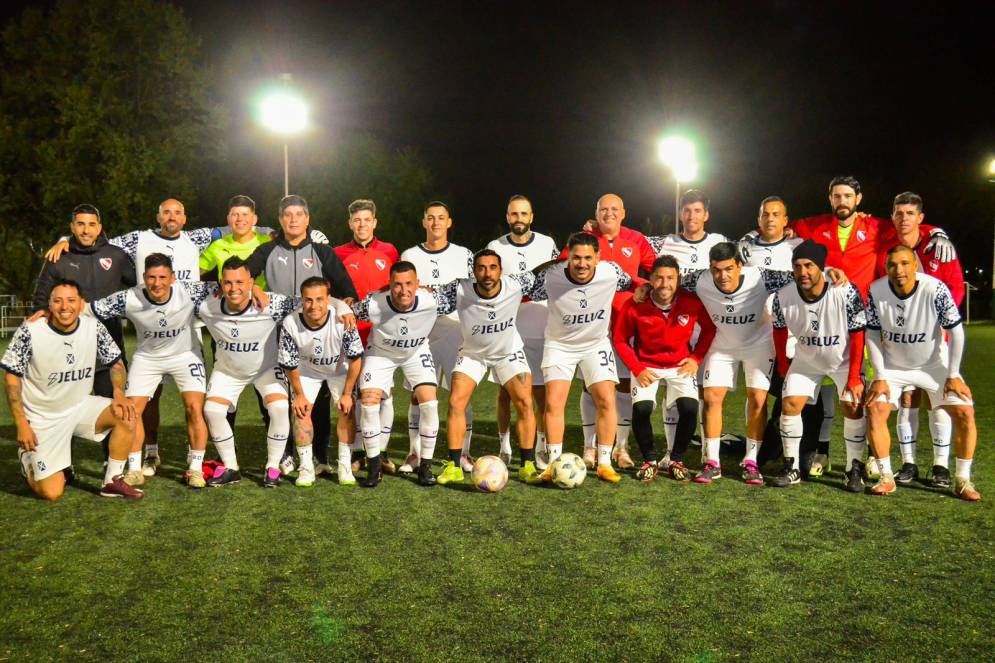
left=792, top=239, right=828, bottom=270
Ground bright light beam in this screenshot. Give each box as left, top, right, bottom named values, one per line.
left=259, top=92, right=308, bottom=135
left=658, top=136, right=698, bottom=181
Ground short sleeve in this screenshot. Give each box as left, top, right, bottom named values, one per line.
left=109, top=231, right=140, bottom=260
left=770, top=294, right=787, bottom=329
left=761, top=269, right=794, bottom=293
left=184, top=227, right=215, bottom=252
left=934, top=283, right=962, bottom=329
left=865, top=291, right=882, bottom=330
left=277, top=325, right=300, bottom=369
left=96, top=321, right=123, bottom=365
left=269, top=294, right=298, bottom=322
left=91, top=291, right=129, bottom=320
left=1, top=324, right=33, bottom=376
left=342, top=328, right=364, bottom=359
left=845, top=285, right=867, bottom=332
left=435, top=282, right=458, bottom=316
left=607, top=262, right=632, bottom=291
left=681, top=269, right=704, bottom=293
left=352, top=294, right=373, bottom=322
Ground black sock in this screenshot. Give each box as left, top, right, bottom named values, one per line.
left=632, top=400, right=658, bottom=461
left=520, top=447, right=535, bottom=462
left=672, top=398, right=698, bottom=461
left=448, top=448, right=462, bottom=464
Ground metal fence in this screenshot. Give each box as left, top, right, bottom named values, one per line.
left=0, top=299, right=33, bottom=338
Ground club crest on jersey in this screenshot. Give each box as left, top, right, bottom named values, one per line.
left=929, top=260, right=938, bottom=271
left=896, top=303, right=906, bottom=327
left=678, top=314, right=690, bottom=326
left=63, top=341, right=75, bottom=365
left=487, top=308, right=496, bottom=320
left=313, top=343, right=323, bottom=357
left=621, top=247, right=633, bottom=258
left=375, top=259, right=386, bottom=271
left=99, top=257, right=113, bottom=270
left=230, top=323, right=239, bottom=338
left=156, top=309, right=168, bottom=328
left=856, top=230, right=867, bottom=242
left=764, top=256, right=772, bottom=266
left=808, top=311, right=820, bottom=332
left=399, top=317, right=409, bottom=335
left=690, top=254, right=698, bottom=264
left=302, top=258, right=315, bottom=269
left=578, top=288, right=588, bottom=309
left=725, top=304, right=734, bottom=313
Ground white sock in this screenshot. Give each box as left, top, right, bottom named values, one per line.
left=955, top=457, right=972, bottom=480
left=379, top=395, right=394, bottom=455
left=897, top=406, right=919, bottom=464
left=581, top=391, right=597, bottom=449
left=418, top=400, right=439, bottom=461
left=877, top=455, right=893, bottom=476
left=188, top=448, right=205, bottom=472
left=703, top=437, right=720, bottom=464
left=499, top=431, right=512, bottom=455
left=407, top=402, right=421, bottom=455
left=297, top=444, right=314, bottom=473
left=843, top=416, right=867, bottom=472
left=929, top=408, right=952, bottom=468
left=104, top=458, right=126, bottom=484
left=663, top=406, right=678, bottom=453
left=819, top=384, right=835, bottom=443
left=265, top=399, right=290, bottom=470
left=744, top=438, right=761, bottom=464
left=128, top=451, right=142, bottom=472
left=780, top=414, right=803, bottom=470
left=598, top=443, right=612, bottom=466
left=536, top=431, right=547, bottom=455
left=461, top=405, right=473, bottom=456
left=337, top=443, right=353, bottom=476
left=204, top=400, right=238, bottom=470
left=145, top=443, right=159, bottom=458
left=361, top=403, right=382, bottom=459
left=547, top=443, right=563, bottom=464
left=615, top=391, right=632, bottom=451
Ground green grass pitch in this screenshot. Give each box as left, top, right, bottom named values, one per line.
left=1, top=327, right=993, bottom=661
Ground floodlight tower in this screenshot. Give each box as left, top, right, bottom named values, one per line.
left=988, top=158, right=995, bottom=316
left=258, top=74, right=309, bottom=196
left=658, top=136, right=698, bottom=234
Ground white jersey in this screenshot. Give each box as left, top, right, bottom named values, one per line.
left=90, top=282, right=216, bottom=358
left=197, top=294, right=297, bottom=380
left=683, top=266, right=792, bottom=351
left=866, top=274, right=961, bottom=370
left=401, top=243, right=473, bottom=322
left=1, top=316, right=121, bottom=419
left=486, top=232, right=558, bottom=340
left=770, top=282, right=867, bottom=373
left=113, top=228, right=215, bottom=282
left=530, top=261, right=632, bottom=353
left=435, top=274, right=535, bottom=357
left=744, top=236, right=803, bottom=271
left=353, top=289, right=450, bottom=362
left=278, top=308, right=365, bottom=380
left=648, top=232, right=728, bottom=275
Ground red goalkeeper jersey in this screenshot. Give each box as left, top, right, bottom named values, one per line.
left=335, top=237, right=399, bottom=343
left=612, top=291, right=715, bottom=375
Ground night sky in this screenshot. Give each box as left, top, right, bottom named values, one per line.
left=6, top=1, right=995, bottom=274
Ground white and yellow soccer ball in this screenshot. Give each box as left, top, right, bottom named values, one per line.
left=550, top=453, right=587, bottom=489
left=472, top=455, right=509, bottom=493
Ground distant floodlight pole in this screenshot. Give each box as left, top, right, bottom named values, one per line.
left=658, top=136, right=698, bottom=234
left=258, top=74, right=309, bottom=196
left=988, top=158, right=995, bottom=317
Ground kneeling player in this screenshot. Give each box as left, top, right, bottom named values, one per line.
left=280, top=277, right=364, bottom=486
left=2, top=279, right=142, bottom=500
left=863, top=246, right=980, bottom=500
left=614, top=255, right=714, bottom=482
left=433, top=250, right=543, bottom=485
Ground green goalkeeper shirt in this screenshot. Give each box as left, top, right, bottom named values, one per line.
left=199, top=232, right=272, bottom=284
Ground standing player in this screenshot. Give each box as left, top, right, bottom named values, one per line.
left=351, top=261, right=453, bottom=487
left=534, top=233, right=640, bottom=483
left=400, top=202, right=473, bottom=472
left=613, top=255, right=714, bottom=482
left=3, top=279, right=141, bottom=500
left=199, top=195, right=272, bottom=281
left=864, top=246, right=979, bottom=499
left=874, top=192, right=965, bottom=487
left=88, top=253, right=214, bottom=488
left=485, top=194, right=558, bottom=465
left=768, top=241, right=868, bottom=491
left=433, top=250, right=544, bottom=486
left=335, top=199, right=399, bottom=476
left=279, top=277, right=364, bottom=487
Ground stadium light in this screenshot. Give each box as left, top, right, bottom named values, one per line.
left=988, top=158, right=995, bottom=315
left=658, top=136, right=698, bottom=233
left=256, top=77, right=309, bottom=196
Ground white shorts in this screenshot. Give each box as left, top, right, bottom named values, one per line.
left=125, top=351, right=207, bottom=398
left=428, top=319, right=462, bottom=390
left=206, top=367, right=288, bottom=406
left=874, top=365, right=973, bottom=410
left=488, top=337, right=545, bottom=386
left=363, top=351, right=437, bottom=394
left=454, top=348, right=531, bottom=386
left=783, top=361, right=860, bottom=404
left=701, top=344, right=775, bottom=391
left=24, top=396, right=110, bottom=481
left=630, top=368, right=699, bottom=409
left=542, top=338, right=619, bottom=388
left=297, top=373, right=349, bottom=404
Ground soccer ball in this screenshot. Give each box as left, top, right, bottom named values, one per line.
left=472, top=455, right=509, bottom=493
left=550, top=453, right=587, bottom=489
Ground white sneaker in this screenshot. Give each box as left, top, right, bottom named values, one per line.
left=499, top=451, right=512, bottom=466
left=141, top=454, right=161, bottom=478
left=338, top=470, right=357, bottom=486
left=535, top=450, right=549, bottom=470
left=865, top=456, right=881, bottom=481
left=809, top=453, right=830, bottom=477
left=399, top=453, right=419, bottom=474
left=296, top=467, right=316, bottom=487
left=279, top=454, right=296, bottom=476
left=314, top=463, right=334, bottom=476
left=460, top=453, right=476, bottom=472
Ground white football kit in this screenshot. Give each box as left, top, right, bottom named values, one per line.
left=683, top=267, right=792, bottom=391
left=770, top=282, right=867, bottom=402
left=744, top=236, right=803, bottom=271
left=353, top=289, right=453, bottom=393
left=529, top=261, right=632, bottom=387
left=648, top=232, right=729, bottom=276
left=278, top=309, right=365, bottom=402
left=485, top=232, right=558, bottom=385
left=197, top=294, right=298, bottom=404
left=400, top=242, right=474, bottom=387
left=866, top=274, right=968, bottom=408
left=1, top=317, right=122, bottom=480
left=113, top=228, right=214, bottom=282
left=90, top=282, right=215, bottom=398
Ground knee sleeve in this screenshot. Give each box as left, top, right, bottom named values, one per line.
left=632, top=400, right=655, bottom=421
left=204, top=401, right=233, bottom=441
left=265, top=399, right=290, bottom=439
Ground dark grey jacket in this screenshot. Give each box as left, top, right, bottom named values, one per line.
left=245, top=234, right=357, bottom=300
